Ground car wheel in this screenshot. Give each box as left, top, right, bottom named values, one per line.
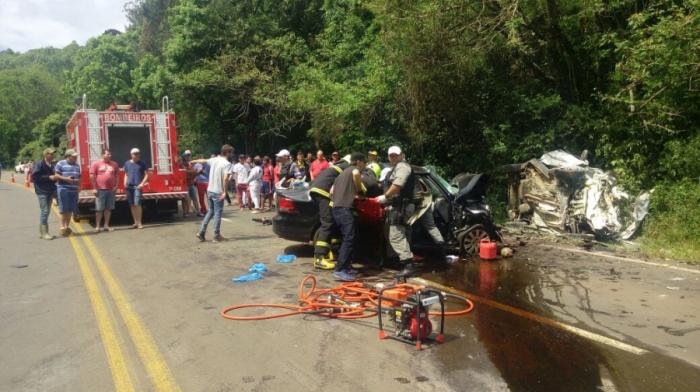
left=458, top=224, right=491, bottom=256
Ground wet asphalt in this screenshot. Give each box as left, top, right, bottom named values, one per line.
left=2, top=176, right=699, bottom=391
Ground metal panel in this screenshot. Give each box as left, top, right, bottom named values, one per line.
left=154, top=112, right=172, bottom=174
left=87, top=111, right=102, bottom=164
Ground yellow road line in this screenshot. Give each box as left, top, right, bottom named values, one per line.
left=67, top=235, right=135, bottom=392
left=72, top=223, right=182, bottom=392
left=411, top=277, right=649, bottom=356
left=7, top=180, right=181, bottom=390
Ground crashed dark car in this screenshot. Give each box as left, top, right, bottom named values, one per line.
left=272, top=166, right=501, bottom=256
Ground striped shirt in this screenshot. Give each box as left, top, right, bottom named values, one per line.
left=55, top=159, right=81, bottom=190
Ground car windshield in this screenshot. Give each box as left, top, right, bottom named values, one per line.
left=425, top=166, right=458, bottom=195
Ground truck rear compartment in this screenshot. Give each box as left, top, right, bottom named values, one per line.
left=107, top=125, right=153, bottom=167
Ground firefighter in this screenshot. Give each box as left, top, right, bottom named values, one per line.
left=309, top=155, right=350, bottom=269
left=367, top=150, right=382, bottom=179
left=330, top=153, right=367, bottom=281
left=375, top=146, right=422, bottom=277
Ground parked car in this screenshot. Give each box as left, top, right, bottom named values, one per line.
left=272, top=166, right=501, bottom=256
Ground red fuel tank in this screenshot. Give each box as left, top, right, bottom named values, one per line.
left=479, top=239, right=498, bottom=260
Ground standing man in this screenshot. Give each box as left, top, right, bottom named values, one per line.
left=309, top=150, right=330, bottom=181
left=193, top=145, right=233, bottom=242
left=180, top=150, right=201, bottom=217
left=194, top=156, right=209, bottom=215
left=275, top=149, right=293, bottom=188
left=309, top=155, right=350, bottom=270
left=367, top=150, right=382, bottom=179
left=33, top=148, right=60, bottom=240
left=247, top=157, right=263, bottom=212
left=330, top=153, right=367, bottom=281
left=124, top=148, right=150, bottom=229
left=375, top=146, right=421, bottom=277
left=90, top=149, right=120, bottom=233
left=261, top=156, right=275, bottom=210
left=290, top=151, right=308, bottom=181
left=55, top=149, right=81, bottom=236
left=232, top=154, right=251, bottom=210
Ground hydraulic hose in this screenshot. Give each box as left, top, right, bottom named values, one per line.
left=220, top=275, right=474, bottom=321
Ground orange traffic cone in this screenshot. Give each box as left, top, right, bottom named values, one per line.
left=10, top=173, right=15, bottom=183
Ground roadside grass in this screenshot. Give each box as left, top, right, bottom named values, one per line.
left=639, top=180, right=700, bottom=264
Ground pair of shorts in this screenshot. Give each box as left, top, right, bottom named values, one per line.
left=188, top=184, right=197, bottom=200
left=57, top=187, right=78, bottom=213
left=126, top=187, right=143, bottom=206
left=95, top=189, right=116, bottom=211
left=261, top=181, right=272, bottom=195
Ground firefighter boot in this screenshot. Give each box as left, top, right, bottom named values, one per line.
left=314, top=251, right=336, bottom=270
left=40, top=224, right=55, bottom=240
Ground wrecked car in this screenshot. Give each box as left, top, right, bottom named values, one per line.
left=272, top=166, right=501, bottom=256
left=506, top=150, right=650, bottom=240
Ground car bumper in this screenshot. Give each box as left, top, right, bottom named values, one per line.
left=272, top=213, right=317, bottom=243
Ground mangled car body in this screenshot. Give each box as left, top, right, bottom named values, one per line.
left=507, top=150, right=650, bottom=240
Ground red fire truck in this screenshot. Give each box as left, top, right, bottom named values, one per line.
left=66, top=96, right=187, bottom=218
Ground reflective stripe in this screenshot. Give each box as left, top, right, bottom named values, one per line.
left=360, top=182, right=367, bottom=194
left=331, top=238, right=341, bottom=244
left=332, top=165, right=342, bottom=174
left=329, top=201, right=334, bottom=207
left=315, top=241, right=330, bottom=248
left=310, top=187, right=331, bottom=198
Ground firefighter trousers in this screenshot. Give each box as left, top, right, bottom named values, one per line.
left=312, top=193, right=339, bottom=258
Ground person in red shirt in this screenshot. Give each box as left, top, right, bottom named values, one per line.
left=261, top=156, right=275, bottom=210
left=309, top=150, right=330, bottom=181
left=89, top=149, right=120, bottom=232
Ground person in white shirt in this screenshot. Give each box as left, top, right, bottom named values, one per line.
left=191, top=145, right=233, bottom=242
left=232, top=154, right=252, bottom=210
left=247, top=157, right=264, bottom=213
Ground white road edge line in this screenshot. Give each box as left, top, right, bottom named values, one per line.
left=540, top=244, right=700, bottom=275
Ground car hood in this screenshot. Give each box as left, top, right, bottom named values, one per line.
left=454, top=173, right=489, bottom=204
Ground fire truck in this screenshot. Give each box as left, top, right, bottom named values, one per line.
left=66, top=95, right=187, bottom=218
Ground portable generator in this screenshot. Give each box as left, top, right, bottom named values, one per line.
left=376, top=284, right=446, bottom=350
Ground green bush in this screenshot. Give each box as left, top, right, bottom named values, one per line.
left=641, top=180, right=700, bottom=262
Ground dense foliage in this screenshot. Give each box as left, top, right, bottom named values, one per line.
left=0, top=0, right=698, bottom=259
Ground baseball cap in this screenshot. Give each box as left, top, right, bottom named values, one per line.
left=43, top=147, right=55, bottom=155
left=388, top=146, right=402, bottom=156
left=130, top=148, right=140, bottom=154
left=64, top=148, right=78, bottom=157
left=183, top=150, right=192, bottom=155
left=276, top=149, right=290, bottom=157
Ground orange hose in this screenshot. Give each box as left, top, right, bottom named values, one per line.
left=220, top=275, right=474, bottom=321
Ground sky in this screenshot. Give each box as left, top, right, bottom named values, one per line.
left=0, top=0, right=130, bottom=52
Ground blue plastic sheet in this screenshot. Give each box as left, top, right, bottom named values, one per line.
left=232, top=272, right=264, bottom=283
left=276, top=254, right=296, bottom=263
left=248, top=263, right=268, bottom=273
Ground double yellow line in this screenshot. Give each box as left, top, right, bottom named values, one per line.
left=67, top=223, right=181, bottom=392
left=6, top=179, right=180, bottom=391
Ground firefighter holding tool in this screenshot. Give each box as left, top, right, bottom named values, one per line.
left=309, top=154, right=351, bottom=269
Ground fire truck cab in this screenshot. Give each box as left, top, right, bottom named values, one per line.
left=66, top=96, right=187, bottom=219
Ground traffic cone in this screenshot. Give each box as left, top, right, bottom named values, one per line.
left=10, top=173, right=15, bottom=183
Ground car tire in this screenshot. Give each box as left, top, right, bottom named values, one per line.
left=458, top=224, right=492, bottom=256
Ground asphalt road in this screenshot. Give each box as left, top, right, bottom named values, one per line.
left=1, top=176, right=699, bottom=391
